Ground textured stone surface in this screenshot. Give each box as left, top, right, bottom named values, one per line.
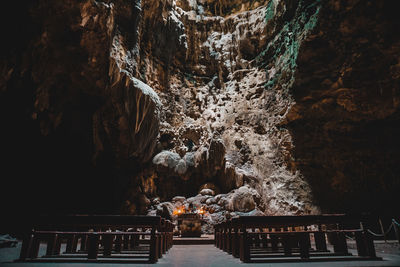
left=1, top=0, right=399, bottom=230
left=285, top=1, right=400, bottom=214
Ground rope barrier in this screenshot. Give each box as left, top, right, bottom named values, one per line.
left=367, top=222, right=394, bottom=237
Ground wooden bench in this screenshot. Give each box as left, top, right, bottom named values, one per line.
left=17, top=215, right=173, bottom=263
left=215, top=214, right=381, bottom=263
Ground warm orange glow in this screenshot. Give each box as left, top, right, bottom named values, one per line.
left=173, top=207, right=185, bottom=215
left=173, top=205, right=209, bottom=216
left=197, top=207, right=206, bottom=215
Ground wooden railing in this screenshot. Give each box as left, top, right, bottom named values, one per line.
left=17, top=215, right=173, bottom=263
left=215, top=214, right=381, bottom=263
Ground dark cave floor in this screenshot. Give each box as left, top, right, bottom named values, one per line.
left=1, top=242, right=399, bottom=267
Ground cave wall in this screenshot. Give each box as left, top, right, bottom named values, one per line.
left=0, top=0, right=162, bottom=231
left=285, top=0, right=400, bottom=214
left=1, top=0, right=399, bottom=232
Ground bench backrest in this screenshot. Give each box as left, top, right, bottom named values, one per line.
left=229, top=214, right=365, bottom=229
left=31, top=215, right=162, bottom=231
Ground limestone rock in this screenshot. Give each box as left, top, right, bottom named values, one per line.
left=172, top=196, right=186, bottom=203
left=199, top=188, right=215, bottom=196
left=2, top=0, right=399, bottom=225
left=199, top=183, right=220, bottom=195
left=226, top=185, right=260, bottom=212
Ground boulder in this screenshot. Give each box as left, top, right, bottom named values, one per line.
left=227, top=185, right=260, bottom=212
left=153, top=151, right=195, bottom=176
left=172, top=196, right=186, bottom=203
left=156, top=202, right=174, bottom=219
left=205, top=197, right=217, bottom=205
left=199, top=182, right=220, bottom=195
left=153, top=151, right=181, bottom=169
left=199, top=188, right=215, bottom=196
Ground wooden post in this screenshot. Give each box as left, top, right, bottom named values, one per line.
left=335, top=232, right=348, bottom=254
left=29, top=236, right=40, bottom=259
left=71, top=235, right=78, bottom=253
left=299, top=233, right=310, bottom=259
left=378, top=218, right=387, bottom=243
left=46, top=234, right=58, bottom=256
left=164, top=231, right=167, bottom=253
left=103, top=234, right=113, bottom=257
left=304, top=226, right=311, bottom=249
left=19, top=232, right=33, bottom=261
left=254, top=229, right=261, bottom=248
left=214, top=227, right=217, bottom=246
left=149, top=228, right=158, bottom=263
left=222, top=225, right=226, bottom=252
left=283, top=234, right=292, bottom=256
left=355, top=231, right=367, bottom=256
left=66, top=234, right=76, bottom=253
left=361, top=219, right=377, bottom=258
left=331, top=232, right=340, bottom=253
left=130, top=228, right=137, bottom=248
left=114, top=235, right=122, bottom=253
left=87, top=233, right=99, bottom=260
left=239, top=226, right=250, bottom=263
left=129, top=234, right=136, bottom=249
left=214, top=227, right=218, bottom=247
left=158, top=234, right=163, bottom=258
left=219, top=226, right=222, bottom=249
left=54, top=236, right=62, bottom=255
left=315, top=224, right=327, bottom=251
left=250, top=228, right=255, bottom=249
left=393, top=220, right=400, bottom=246
left=123, top=234, right=130, bottom=250
left=232, top=226, right=239, bottom=258
left=271, top=234, right=278, bottom=251
left=227, top=226, right=231, bottom=253
left=262, top=231, right=268, bottom=248
left=80, top=234, right=87, bottom=251
left=364, top=231, right=377, bottom=258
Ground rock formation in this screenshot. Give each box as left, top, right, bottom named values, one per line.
left=1, top=0, right=399, bottom=231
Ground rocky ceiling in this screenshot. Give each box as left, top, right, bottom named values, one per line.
left=1, top=0, right=399, bottom=232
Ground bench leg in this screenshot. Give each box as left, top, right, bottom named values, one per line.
left=103, top=234, right=113, bottom=257
left=29, top=237, right=40, bottom=259
left=149, top=231, right=158, bottom=263
left=19, top=233, right=33, bottom=261
left=222, top=231, right=226, bottom=251
left=315, top=232, right=327, bottom=251
left=299, top=233, right=310, bottom=259
left=331, top=232, right=340, bottom=253
left=158, top=234, right=163, bottom=258
left=338, top=232, right=348, bottom=254
left=283, top=234, right=292, bottom=256
left=114, top=235, right=122, bottom=253
left=66, top=235, right=76, bottom=253
left=364, top=231, right=377, bottom=258
left=232, top=231, right=239, bottom=258
left=80, top=235, right=87, bottom=251
left=332, top=232, right=348, bottom=254
left=254, top=232, right=261, bottom=248
left=239, top=230, right=250, bottom=263
left=163, top=234, right=167, bottom=253
left=123, top=234, right=130, bottom=250
left=130, top=234, right=137, bottom=248
left=46, top=234, right=58, bottom=256
left=271, top=234, right=278, bottom=251
left=54, top=237, right=62, bottom=255
left=87, top=234, right=99, bottom=260
left=355, top=231, right=367, bottom=256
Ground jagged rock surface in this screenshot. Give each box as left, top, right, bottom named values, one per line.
left=1, top=0, right=399, bottom=225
